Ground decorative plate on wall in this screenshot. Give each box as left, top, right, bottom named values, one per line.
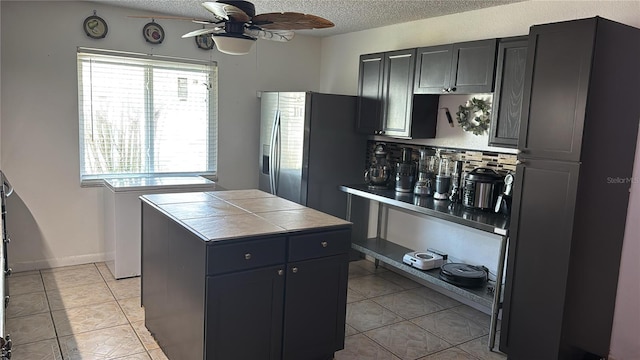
left=195, top=34, right=215, bottom=50
left=83, top=13, right=108, bottom=39
left=143, top=22, right=164, bottom=44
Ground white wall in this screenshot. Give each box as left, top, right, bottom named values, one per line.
left=317, top=1, right=640, bottom=358
left=0, top=1, right=321, bottom=270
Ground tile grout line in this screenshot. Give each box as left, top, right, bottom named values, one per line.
left=40, top=268, right=65, bottom=359
left=96, top=263, right=156, bottom=359
left=8, top=263, right=145, bottom=359
left=359, top=321, right=455, bottom=360
left=344, top=266, right=500, bottom=360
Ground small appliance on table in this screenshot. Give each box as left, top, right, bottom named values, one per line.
left=462, top=168, right=505, bottom=212
left=364, top=143, right=393, bottom=190
left=434, top=156, right=451, bottom=200
left=395, top=147, right=416, bottom=193
left=413, top=147, right=436, bottom=196
left=403, top=250, right=445, bottom=270
left=440, top=263, right=488, bottom=288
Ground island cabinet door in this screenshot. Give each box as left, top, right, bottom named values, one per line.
left=205, top=265, right=285, bottom=360
left=282, top=254, right=349, bottom=360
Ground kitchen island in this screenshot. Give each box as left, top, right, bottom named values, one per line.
left=140, top=189, right=352, bottom=360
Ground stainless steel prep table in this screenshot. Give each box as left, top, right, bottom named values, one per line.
left=340, top=184, right=509, bottom=351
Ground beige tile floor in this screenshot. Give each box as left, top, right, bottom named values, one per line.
left=7, top=260, right=506, bottom=360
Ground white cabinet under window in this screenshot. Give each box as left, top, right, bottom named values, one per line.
left=103, top=176, right=219, bottom=279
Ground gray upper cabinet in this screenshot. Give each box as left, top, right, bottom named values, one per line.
left=414, top=39, right=497, bottom=94
left=357, top=49, right=438, bottom=139
left=517, top=21, right=596, bottom=161
left=356, top=53, right=384, bottom=135
left=413, top=45, right=453, bottom=94
left=381, top=49, right=419, bottom=138
left=488, top=36, right=528, bottom=148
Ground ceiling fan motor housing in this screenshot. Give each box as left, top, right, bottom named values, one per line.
left=225, top=21, right=248, bottom=35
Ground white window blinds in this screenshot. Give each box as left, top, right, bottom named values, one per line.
left=77, top=48, right=217, bottom=183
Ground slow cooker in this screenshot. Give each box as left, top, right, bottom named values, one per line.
left=463, top=168, right=505, bottom=211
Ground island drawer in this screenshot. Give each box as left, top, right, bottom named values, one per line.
left=288, top=229, right=351, bottom=262
left=207, top=236, right=286, bottom=275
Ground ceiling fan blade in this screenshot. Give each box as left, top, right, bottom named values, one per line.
left=182, top=28, right=220, bottom=38
left=128, top=15, right=209, bottom=21
left=192, top=19, right=222, bottom=25
left=202, top=1, right=251, bottom=23
left=245, top=29, right=295, bottom=42
left=252, top=12, right=334, bottom=30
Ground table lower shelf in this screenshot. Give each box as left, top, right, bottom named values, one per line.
left=352, top=237, right=495, bottom=308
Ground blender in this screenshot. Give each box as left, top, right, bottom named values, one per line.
left=395, top=147, right=416, bottom=193
left=434, top=156, right=451, bottom=200
left=413, top=148, right=436, bottom=196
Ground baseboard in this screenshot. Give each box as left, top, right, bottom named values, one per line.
left=9, top=252, right=107, bottom=273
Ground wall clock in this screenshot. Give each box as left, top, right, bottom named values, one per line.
left=143, top=22, right=165, bottom=44
left=83, top=12, right=108, bottom=39
left=195, top=34, right=215, bottom=50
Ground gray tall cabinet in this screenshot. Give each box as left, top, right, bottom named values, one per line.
left=500, top=17, right=640, bottom=359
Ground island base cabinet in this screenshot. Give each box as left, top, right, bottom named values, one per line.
left=142, top=198, right=351, bottom=360
left=142, top=204, right=207, bottom=360
left=205, top=265, right=285, bottom=360
left=282, top=254, right=349, bottom=360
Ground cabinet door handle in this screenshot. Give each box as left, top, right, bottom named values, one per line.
left=292, top=267, right=298, bottom=273
left=321, top=241, right=328, bottom=248
left=441, top=88, right=448, bottom=93
left=244, top=253, right=252, bottom=260
left=379, top=130, right=385, bottom=135
left=277, top=269, right=284, bottom=276
left=449, top=87, right=456, bottom=92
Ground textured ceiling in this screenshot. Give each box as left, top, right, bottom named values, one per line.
left=89, top=0, right=526, bottom=37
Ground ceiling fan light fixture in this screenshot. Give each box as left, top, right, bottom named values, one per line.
left=212, top=33, right=256, bottom=55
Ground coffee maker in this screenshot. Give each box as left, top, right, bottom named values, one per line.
left=364, top=143, right=393, bottom=190
left=395, top=147, right=416, bottom=193
left=413, top=148, right=436, bottom=196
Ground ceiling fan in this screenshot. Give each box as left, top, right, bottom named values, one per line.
left=178, top=0, right=334, bottom=55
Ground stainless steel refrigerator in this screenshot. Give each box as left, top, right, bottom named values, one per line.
left=259, top=91, right=367, bottom=229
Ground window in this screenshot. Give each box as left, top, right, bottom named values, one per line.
left=77, top=48, right=217, bottom=184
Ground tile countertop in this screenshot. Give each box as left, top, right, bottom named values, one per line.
left=140, top=189, right=351, bottom=242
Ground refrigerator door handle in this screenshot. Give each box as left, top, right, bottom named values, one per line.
left=274, top=112, right=282, bottom=194
left=269, top=110, right=280, bottom=195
